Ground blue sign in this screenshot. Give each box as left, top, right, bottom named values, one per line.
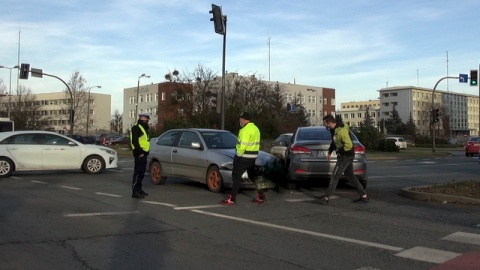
left=459, top=73, right=468, bottom=83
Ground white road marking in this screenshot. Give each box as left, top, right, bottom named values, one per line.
left=60, top=185, right=82, bottom=190
left=64, top=211, right=139, bottom=217
left=94, top=192, right=122, bottom=197
left=442, top=232, right=480, bottom=245
left=286, top=195, right=339, bottom=203
left=395, top=246, right=460, bottom=264
left=174, top=204, right=224, bottom=210
left=141, top=200, right=177, bottom=207
left=191, top=209, right=403, bottom=252
left=31, top=180, right=48, bottom=184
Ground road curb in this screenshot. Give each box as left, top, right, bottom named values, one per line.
left=400, top=186, right=480, bottom=205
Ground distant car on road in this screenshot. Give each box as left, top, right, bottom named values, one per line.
left=0, top=131, right=118, bottom=177
left=465, top=136, right=480, bottom=156
left=147, top=128, right=285, bottom=193
left=285, top=126, right=367, bottom=189
left=386, top=137, right=407, bottom=149
left=270, top=133, right=293, bottom=160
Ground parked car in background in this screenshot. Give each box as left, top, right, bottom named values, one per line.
left=285, top=126, right=367, bottom=189
left=106, top=136, right=129, bottom=146
left=0, top=131, right=118, bottom=177
left=147, top=128, right=285, bottom=193
left=386, top=137, right=407, bottom=149
left=270, top=133, right=293, bottom=160
left=465, top=136, right=480, bottom=156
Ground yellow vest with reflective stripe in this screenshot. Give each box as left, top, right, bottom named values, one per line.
left=236, top=122, right=260, bottom=158
left=130, top=124, right=150, bottom=151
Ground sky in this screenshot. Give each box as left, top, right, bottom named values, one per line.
left=1, top=0, right=480, bottom=115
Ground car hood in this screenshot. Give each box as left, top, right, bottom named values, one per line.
left=81, top=144, right=117, bottom=153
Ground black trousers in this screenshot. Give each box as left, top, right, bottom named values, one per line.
left=132, top=155, right=148, bottom=193
left=231, top=156, right=256, bottom=201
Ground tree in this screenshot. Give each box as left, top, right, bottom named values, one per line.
left=65, top=71, right=90, bottom=134
left=111, top=109, right=123, bottom=134
left=385, top=105, right=405, bottom=135
left=404, top=112, right=417, bottom=141
left=355, top=106, right=384, bottom=150
left=9, top=85, right=44, bottom=130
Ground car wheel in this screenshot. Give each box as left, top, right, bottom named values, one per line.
left=0, top=157, right=14, bottom=177
left=150, top=161, right=166, bottom=185
left=82, top=155, right=105, bottom=174
left=206, top=166, right=223, bottom=193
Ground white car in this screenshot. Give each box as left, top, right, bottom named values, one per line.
left=0, top=131, right=118, bottom=177
left=386, top=137, right=407, bottom=149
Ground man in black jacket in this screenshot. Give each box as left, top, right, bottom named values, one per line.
left=130, top=114, right=150, bottom=199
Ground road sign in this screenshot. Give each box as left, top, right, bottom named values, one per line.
left=31, top=68, right=43, bottom=78
left=459, top=73, right=468, bottom=83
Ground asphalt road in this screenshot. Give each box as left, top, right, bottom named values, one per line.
left=0, top=152, right=479, bottom=270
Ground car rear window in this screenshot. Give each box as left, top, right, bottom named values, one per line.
left=297, top=129, right=331, bottom=140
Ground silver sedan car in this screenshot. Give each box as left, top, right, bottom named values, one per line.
left=285, top=126, right=367, bottom=188
left=147, top=128, right=285, bottom=193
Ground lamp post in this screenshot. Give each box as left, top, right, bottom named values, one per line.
left=135, top=73, right=150, bottom=120
left=86, top=85, right=101, bottom=136
left=0, top=65, right=19, bottom=119
left=307, top=88, right=318, bottom=126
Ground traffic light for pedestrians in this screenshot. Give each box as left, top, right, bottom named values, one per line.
left=19, top=63, right=30, bottom=79
left=209, top=4, right=225, bottom=35
left=470, top=69, right=478, bottom=86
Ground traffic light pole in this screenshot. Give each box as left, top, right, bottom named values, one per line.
left=221, top=16, right=227, bottom=130
left=431, top=76, right=458, bottom=152
left=39, top=72, right=74, bottom=135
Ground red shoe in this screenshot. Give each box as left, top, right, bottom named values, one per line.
left=220, top=195, right=236, bottom=205
left=251, top=194, right=266, bottom=204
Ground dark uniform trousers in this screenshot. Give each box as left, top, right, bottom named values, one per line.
left=132, top=155, right=148, bottom=193
left=231, top=155, right=256, bottom=201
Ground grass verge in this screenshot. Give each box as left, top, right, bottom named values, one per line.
left=411, top=180, right=480, bottom=200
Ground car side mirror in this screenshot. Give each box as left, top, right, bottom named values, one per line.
left=191, top=142, right=203, bottom=150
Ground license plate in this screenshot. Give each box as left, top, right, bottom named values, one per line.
left=317, top=151, right=336, bottom=158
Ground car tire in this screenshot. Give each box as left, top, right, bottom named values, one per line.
left=82, top=155, right=105, bottom=174
left=0, top=157, right=14, bottom=177
left=206, top=166, right=223, bottom=193
left=150, top=161, right=166, bottom=185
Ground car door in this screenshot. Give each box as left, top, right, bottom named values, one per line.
left=171, top=131, right=206, bottom=182
left=152, top=130, right=181, bottom=176
left=42, top=134, right=81, bottom=169
left=4, top=133, right=43, bottom=170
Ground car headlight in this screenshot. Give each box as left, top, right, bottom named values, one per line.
left=101, top=148, right=117, bottom=155
left=221, top=161, right=233, bottom=170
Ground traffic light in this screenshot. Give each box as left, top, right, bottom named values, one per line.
left=470, top=69, right=478, bottom=86
left=19, top=63, right=30, bottom=79
left=209, top=4, right=225, bottom=35
left=433, top=109, right=440, bottom=124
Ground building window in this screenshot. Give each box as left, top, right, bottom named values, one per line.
left=161, top=92, right=166, bottom=101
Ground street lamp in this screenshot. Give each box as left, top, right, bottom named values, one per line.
left=0, top=65, right=19, bottom=119
left=86, top=85, right=101, bottom=136
left=307, top=88, right=318, bottom=126
left=135, top=73, right=150, bottom=120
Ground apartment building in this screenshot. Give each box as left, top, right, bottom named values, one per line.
left=123, top=82, right=193, bottom=132
left=0, top=91, right=111, bottom=134
left=378, top=86, right=479, bottom=137
left=36, top=92, right=111, bottom=134
left=339, top=100, right=380, bottom=128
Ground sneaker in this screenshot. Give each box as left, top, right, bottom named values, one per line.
left=220, top=195, right=235, bottom=205
left=139, top=190, right=149, bottom=196
left=353, top=195, right=369, bottom=203
left=251, top=195, right=266, bottom=204
left=132, top=192, right=145, bottom=199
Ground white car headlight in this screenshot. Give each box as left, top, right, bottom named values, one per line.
left=221, top=161, right=233, bottom=170
left=101, top=148, right=117, bottom=155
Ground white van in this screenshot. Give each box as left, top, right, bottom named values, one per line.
left=386, top=137, right=407, bottom=149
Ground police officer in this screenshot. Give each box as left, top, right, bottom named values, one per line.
left=130, top=113, right=150, bottom=198
left=221, top=112, right=262, bottom=205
